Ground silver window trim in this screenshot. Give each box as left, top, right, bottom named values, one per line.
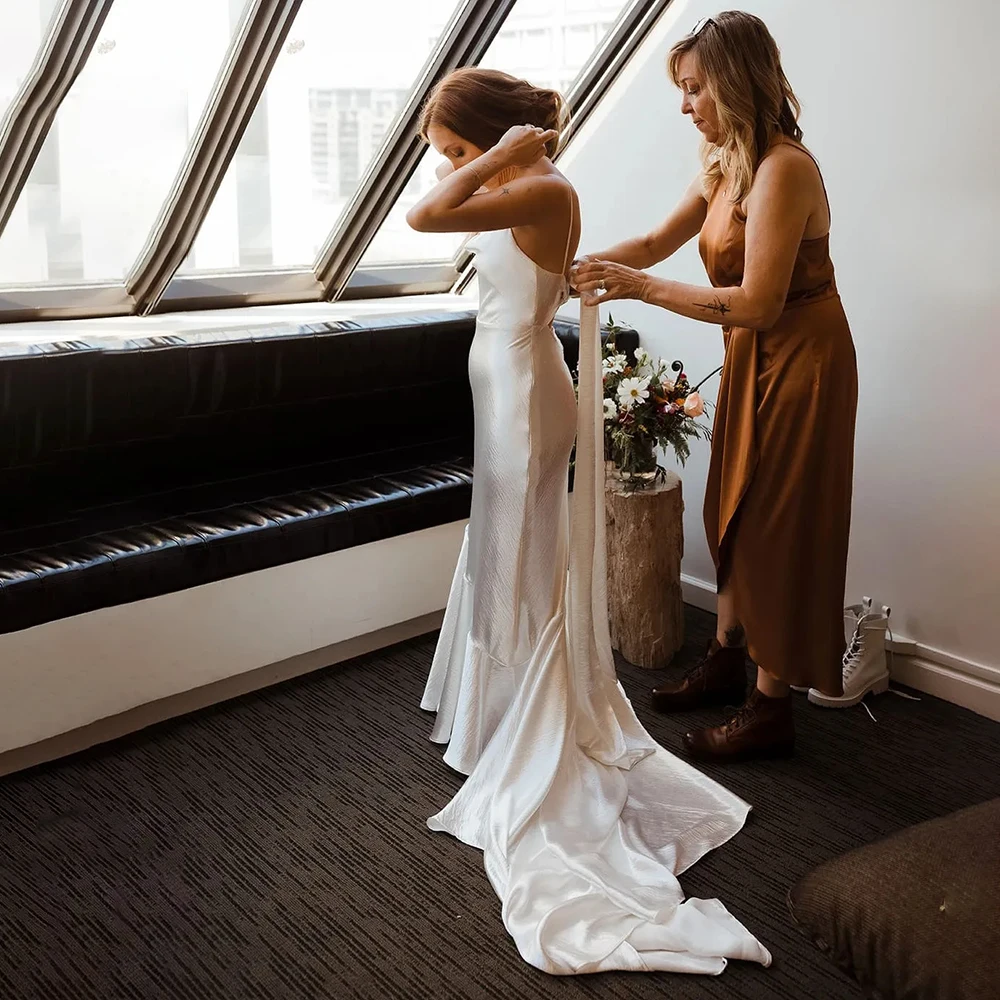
left=0, top=281, right=131, bottom=323
left=125, top=0, right=303, bottom=315
left=0, top=0, right=115, bottom=244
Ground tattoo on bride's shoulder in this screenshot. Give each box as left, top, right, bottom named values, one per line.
left=694, top=295, right=731, bottom=317
left=500, top=186, right=512, bottom=196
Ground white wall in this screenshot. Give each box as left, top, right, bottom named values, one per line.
left=559, top=0, right=1000, bottom=673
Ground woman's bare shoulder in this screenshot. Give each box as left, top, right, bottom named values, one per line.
left=536, top=168, right=576, bottom=195
left=524, top=170, right=578, bottom=221
left=757, top=141, right=821, bottom=186
left=748, top=141, right=829, bottom=233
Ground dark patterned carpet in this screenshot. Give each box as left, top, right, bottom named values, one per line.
left=1, top=605, right=998, bottom=1000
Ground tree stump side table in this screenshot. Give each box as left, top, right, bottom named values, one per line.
left=604, top=470, right=685, bottom=669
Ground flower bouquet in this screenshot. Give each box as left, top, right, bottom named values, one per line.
left=599, top=314, right=719, bottom=491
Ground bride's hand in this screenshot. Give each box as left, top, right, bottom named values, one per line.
left=494, top=124, right=559, bottom=168
left=572, top=259, right=650, bottom=306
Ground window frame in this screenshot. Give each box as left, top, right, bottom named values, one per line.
left=0, top=0, right=678, bottom=323
left=0, top=0, right=114, bottom=254
left=126, top=0, right=304, bottom=314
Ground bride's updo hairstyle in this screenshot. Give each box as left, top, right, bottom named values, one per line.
left=419, top=67, right=568, bottom=158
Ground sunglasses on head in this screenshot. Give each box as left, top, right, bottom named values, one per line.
left=691, top=16, right=715, bottom=35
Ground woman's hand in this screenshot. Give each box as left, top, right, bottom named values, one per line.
left=571, top=258, right=651, bottom=306
left=435, top=160, right=455, bottom=181
left=494, top=124, right=559, bottom=168
left=565, top=254, right=598, bottom=298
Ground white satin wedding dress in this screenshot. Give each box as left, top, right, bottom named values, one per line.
left=420, top=221, right=771, bottom=976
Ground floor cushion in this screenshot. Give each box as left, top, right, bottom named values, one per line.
left=787, top=797, right=1000, bottom=999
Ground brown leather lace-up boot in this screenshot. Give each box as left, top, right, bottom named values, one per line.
left=650, top=639, right=748, bottom=713
left=682, top=687, right=795, bottom=762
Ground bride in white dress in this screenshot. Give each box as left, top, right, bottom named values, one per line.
left=406, top=67, right=771, bottom=976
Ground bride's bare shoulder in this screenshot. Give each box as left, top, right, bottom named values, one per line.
left=524, top=170, right=577, bottom=209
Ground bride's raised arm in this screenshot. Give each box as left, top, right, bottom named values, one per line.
left=406, top=125, right=561, bottom=234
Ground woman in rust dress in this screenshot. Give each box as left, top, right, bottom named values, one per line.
left=572, top=12, right=857, bottom=761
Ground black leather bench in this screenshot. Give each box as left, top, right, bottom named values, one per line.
left=0, top=309, right=637, bottom=636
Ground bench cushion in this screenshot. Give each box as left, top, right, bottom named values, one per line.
left=0, top=446, right=472, bottom=635
left=0, top=310, right=637, bottom=634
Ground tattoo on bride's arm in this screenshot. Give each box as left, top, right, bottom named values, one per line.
left=500, top=187, right=512, bottom=196
left=694, top=295, right=731, bottom=317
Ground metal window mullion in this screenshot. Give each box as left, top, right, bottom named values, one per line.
left=125, top=0, right=303, bottom=316
left=452, top=0, right=675, bottom=295
left=0, top=281, right=131, bottom=324
left=154, top=267, right=323, bottom=314
left=0, top=0, right=115, bottom=245
left=312, top=0, right=518, bottom=303
left=556, top=0, right=675, bottom=151
left=338, top=261, right=461, bottom=301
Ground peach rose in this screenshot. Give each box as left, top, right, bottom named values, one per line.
left=682, top=392, right=705, bottom=417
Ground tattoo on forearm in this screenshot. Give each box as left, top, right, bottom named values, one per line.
left=694, top=295, right=731, bottom=317
left=500, top=186, right=511, bottom=196
left=724, top=624, right=745, bottom=648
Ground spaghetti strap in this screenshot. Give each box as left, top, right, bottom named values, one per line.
left=504, top=179, right=577, bottom=279
left=560, top=182, right=578, bottom=279
left=773, top=137, right=832, bottom=224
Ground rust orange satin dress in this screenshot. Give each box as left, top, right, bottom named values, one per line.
left=699, top=148, right=858, bottom=696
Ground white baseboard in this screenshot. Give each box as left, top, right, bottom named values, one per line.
left=678, top=574, right=1000, bottom=722
left=0, top=520, right=466, bottom=759
left=681, top=573, right=719, bottom=614
left=888, top=647, right=1000, bottom=723
left=681, top=573, right=718, bottom=615
left=0, top=610, right=445, bottom=778
left=4, top=546, right=993, bottom=778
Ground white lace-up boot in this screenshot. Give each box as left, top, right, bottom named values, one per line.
left=843, top=596, right=874, bottom=641
left=792, top=597, right=875, bottom=693
left=808, top=603, right=891, bottom=708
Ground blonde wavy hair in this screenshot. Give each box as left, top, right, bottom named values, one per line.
left=668, top=11, right=803, bottom=203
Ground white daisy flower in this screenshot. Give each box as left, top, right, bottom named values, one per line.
left=631, top=349, right=654, bottom=381
left=617, top=376, right=651, bottom=410
left=602, top=353, right=627, bottom=375
left=603, top=398, right=618, bottom=421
